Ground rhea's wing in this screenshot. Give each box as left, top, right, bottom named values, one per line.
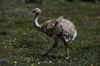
left=41, top=19, right=58, bottom=36
left=61, top=19, right=76, bottom=40
left=53, top=16, right=64, bottom=35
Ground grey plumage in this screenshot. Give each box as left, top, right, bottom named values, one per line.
left=31, top=8, right=77, bottom=58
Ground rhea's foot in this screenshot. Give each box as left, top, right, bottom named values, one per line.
left=66, top=56, right=70, bottom=59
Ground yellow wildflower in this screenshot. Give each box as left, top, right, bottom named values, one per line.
left=4, top=46, right=6, bottom=48
left=10, top=40, right=11, bottom=42
left=15, top=61, right=17, bottom=63
left=91, top=25, right=93, bottom=27
left=24, top=32, right=26, bottom=35
left=20, top=28, right=22, bottom=30
left=70, top=61, right=72, bottom=62
left=99, top=63, right=100, bottom=64
left=19, top=36, right=21, bottom=38
left=4, top=40, right=7, bottom=42
left=91, top=64, right=93, bottom=66
left=58, top=61, right=60, bottom=63
left=82, top=37, right=84, bottom=39
left=27, top=28, right=29, bottom=30
left=32, top=29, right=34, bottom=31
left=31, top=64, right=34, bottom=65
left=60, top=54, right=62, bottom=56
left=5, top=40, right=7, bottom=42
left=97, top=16, right=99, bottom=19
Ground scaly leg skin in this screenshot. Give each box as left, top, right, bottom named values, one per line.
left=43, top=38, right=58, bottom=56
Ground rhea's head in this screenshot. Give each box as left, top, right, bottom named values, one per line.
left=31, top=8, right=41, bottom=14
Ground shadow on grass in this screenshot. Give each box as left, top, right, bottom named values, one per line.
left=13, top=36, right=44, bottom=48
left=44, top=55, right=63, bottom=59
left=30, top=53, right=63, bottom=59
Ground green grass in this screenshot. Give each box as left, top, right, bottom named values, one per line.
left=0, top=0, right=100, bottom=66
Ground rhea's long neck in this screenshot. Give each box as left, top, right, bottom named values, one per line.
left=33, top=13, right=42, bottom=32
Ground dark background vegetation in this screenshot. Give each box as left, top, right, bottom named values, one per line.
left=0, top=0, right=100, bottom=66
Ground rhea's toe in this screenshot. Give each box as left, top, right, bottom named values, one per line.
left=66, top=57, right=70, bottom=59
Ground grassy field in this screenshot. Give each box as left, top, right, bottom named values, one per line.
left=0, top=0, right=100, bottom=66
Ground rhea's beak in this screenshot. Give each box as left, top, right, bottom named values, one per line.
left=31, top=10, right=36, bottom=14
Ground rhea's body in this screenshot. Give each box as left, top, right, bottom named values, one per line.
left=42, top=18, right=76, bottom=40
left=32, top=8, right=77, bottom=58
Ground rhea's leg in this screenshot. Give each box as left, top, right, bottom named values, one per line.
left=63, top=38, right=70, bottom=58
left=43, top=38, right=58, bottom=56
